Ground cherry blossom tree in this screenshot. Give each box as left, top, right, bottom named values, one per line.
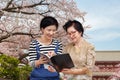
left=0, top=0, right=86, bottom=58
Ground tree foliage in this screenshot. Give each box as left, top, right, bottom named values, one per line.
left=0, top=54, right=32, bottom=80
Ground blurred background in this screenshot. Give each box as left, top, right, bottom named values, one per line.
left=0, top=0, right=120, bottom=79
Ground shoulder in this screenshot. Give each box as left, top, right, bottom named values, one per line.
left=83, top=39, right=96, bottom=56
left=52, top=39, right=62, bottom=45
left=66, top=43, right=73, bottom=47
left=82, top=39, right=95, bottom=50
left=29, top=39, right=39, bottom=46
left=64, top=43, right=74, bottom=51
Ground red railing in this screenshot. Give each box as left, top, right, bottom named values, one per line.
left=93, top=61, right=120, bottom=80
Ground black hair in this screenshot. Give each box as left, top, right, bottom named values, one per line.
left=63, top=20, right=84, bottom=36
left=40, top=16, right=58, bottom=30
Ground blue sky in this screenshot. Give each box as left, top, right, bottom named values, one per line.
left=75, top=0, right=120, bottom=51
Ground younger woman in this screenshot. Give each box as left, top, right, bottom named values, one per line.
left=28, top=16, right=62, bottom=80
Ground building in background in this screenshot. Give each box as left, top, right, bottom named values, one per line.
left=93, top=51, right=120, bottom=80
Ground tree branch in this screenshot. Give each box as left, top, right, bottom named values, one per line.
left=2, top=1, right=49, bottom=11
left=5, top=0, right=14, bottom=9
left=6, top=10, right=51, bottom=15
left=1, top=1, right=50, bottom=16
left=0, top=32, right=37, bottom=43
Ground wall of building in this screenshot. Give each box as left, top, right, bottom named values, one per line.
left=95, top=51, right=120, bottom=61
left=93, top=51, right=120, bottom=80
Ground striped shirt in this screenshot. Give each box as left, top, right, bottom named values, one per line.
left=28, top=39, right=63, bottom=67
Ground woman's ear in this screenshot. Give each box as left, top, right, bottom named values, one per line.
left=79, top=32, right=82, bottom=37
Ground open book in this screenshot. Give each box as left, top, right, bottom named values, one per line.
left=41, top=53, right=74, bottom=72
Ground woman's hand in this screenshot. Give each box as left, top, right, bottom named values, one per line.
left=62, top=68, right=88, bottom=75
left=61, top=68, right=74, bottom=74
left=48, top=51, right=56, bottom=58
left=35, top=56, right=49, bottom=67
left=48, top=65, right=56, bottom=72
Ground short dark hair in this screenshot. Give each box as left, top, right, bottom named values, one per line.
left=63, top=20, right=84, bottom=36
left=40, top=16, right=58, bottom=30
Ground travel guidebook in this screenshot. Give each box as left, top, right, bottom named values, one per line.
left=41, top=53, right=74, bottom=72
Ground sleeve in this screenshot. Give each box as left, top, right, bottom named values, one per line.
left=28, top=41, right=37, bottom=68
left=86, top=44, right=96, bottom=70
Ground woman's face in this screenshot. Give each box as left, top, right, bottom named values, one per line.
left=67, top=26, right=82, bottom=43
left=41, top=25, right=57, bottom=40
